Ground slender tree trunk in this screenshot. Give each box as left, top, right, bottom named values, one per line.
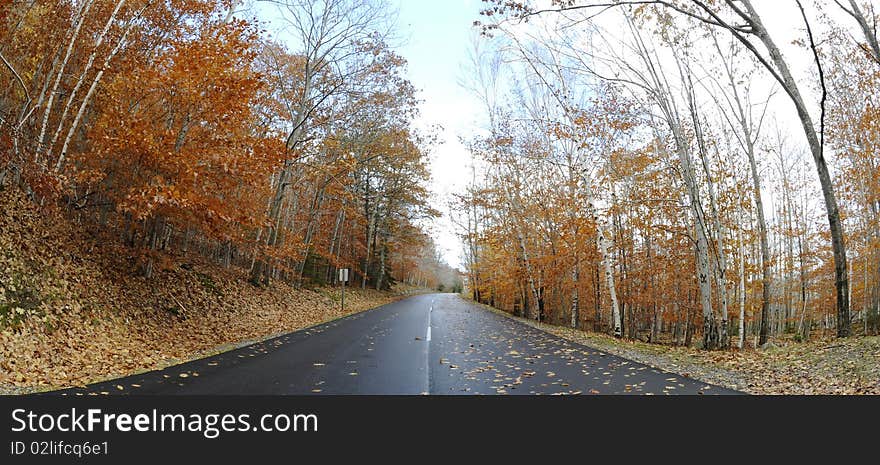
left=594, top=263, right=601, bottom=332
left=740, top=0, right=850, bottom=337
left=144, top=215, right=164, bottom=279
left=693, top=110, right=731, bottom=348
left=47, top=0, right=126, bottom=159
left=597, top=220, right=621, bottom=337
left=37, top=0, right=95, bottom=162
left=55, top=2, right=148, bottom=173
left=362, top=201, right=378, bottom=289
left=738, top=217, right=746, bottom=349
left=666, top=118, right=717, bottom=349
left=376, top=241, right=387, bottom=291
left=743, top=138, right=773, bottom=346
left=571, top=264, right=579, bottom=329
left=580, top=172, right=622, bottom=336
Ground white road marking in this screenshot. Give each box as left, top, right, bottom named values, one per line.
left=426, top=306, right=432, bottom=341
left=424, top=304, right=432, bottom=393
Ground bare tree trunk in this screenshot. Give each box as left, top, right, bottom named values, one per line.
left=376, top=240, right=387, bottom=291
left=295, top=187, right=325, bottom=286
left=252, top=66, right=313, bottom=285
left=737, top=214, right=746, bottom=350
left=594, top=263, right=601, bottom=332
left=739, top=0, right=850, bottom=338
left=741, top=138, right=772, bottom=348
left=623, top=14, right=716, bottom=348
left=362, top=201, right=378, bottom=289
left=326, top=207, right=344, bottom=282
left=597, top=217, right=621, bottom=337
left=144, top=215, right=164, bottom=279
left=689, top=87, right=730, bottom=348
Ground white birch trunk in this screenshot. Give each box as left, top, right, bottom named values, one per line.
left=598, top=218, right=622, bottom=337
left=37, top=0, right=95, bottom=161
left=580, top=167, right=622, bottom=337
left=54, top=3, right=145, bottom=173
left=46, top=0, right=126, bottom=159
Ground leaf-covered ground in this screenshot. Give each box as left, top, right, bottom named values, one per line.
left=487, top=306, right=880, bottom=395
left=0, top=190, right=419, bottom=394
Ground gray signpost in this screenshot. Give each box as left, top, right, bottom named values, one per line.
left=338, top=268, right=349, bottom=312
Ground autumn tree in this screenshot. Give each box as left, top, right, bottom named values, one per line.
left=1, top=0, right=444, bottom=297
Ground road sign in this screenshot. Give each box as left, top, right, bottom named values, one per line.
left=338, top=268, right=349, bottom=313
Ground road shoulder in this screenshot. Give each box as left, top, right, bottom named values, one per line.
left=464, top=299, right=747, bottom=393
left=466, top=296, right=880, bottom=394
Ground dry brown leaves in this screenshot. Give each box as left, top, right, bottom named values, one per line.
left=486, top=305, right=880, bottom=395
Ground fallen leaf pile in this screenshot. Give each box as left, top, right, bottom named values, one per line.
left=0, top=190, right=422, bottom=393
left=485, top=305, right=880, bottom=395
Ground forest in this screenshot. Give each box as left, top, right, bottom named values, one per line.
left=456, top=0, right=880, bottom=350
left=0, top=0, right=458, bottom=296
left=1, top=0, right=879, bottom=396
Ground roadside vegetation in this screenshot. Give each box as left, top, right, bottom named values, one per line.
left=456, top=1, right=880, bottom=357
left=0, top=188, right=428, bottom=392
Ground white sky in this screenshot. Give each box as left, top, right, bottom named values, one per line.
left=393, top=0, right=484, bottom=269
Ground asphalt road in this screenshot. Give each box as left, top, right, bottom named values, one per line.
left=52, top=294, right=739, bottom=395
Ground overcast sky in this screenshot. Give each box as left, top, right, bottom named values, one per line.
left=394, top=0, right=483, bottom=269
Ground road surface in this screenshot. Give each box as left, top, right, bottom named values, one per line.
left=52, top=294, right=739, bottom=395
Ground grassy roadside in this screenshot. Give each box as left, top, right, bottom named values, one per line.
left=472, top=297, right=880, bottom=395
